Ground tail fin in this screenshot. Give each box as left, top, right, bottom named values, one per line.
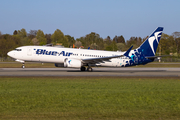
left=137, top=27, right=163, bottom=56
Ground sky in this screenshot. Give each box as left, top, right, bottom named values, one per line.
left=0, top=0, right=180, bottom=40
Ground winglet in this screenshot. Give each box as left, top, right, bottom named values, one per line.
left=124, top=45, right=133, bottom=57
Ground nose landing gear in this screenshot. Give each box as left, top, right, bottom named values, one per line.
left=22, top=63, right=25, bottom=69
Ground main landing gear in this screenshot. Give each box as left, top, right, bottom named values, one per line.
left=81, top=66, right=86, bottom=71
left=87, top=67, right=93, bottom=72
left=80, top=66, right=93, bottom=72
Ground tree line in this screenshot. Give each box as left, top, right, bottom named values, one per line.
left=0, top=28, right=180, bottom=59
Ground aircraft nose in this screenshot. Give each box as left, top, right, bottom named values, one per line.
left=7, top=51, right=13, bottom=57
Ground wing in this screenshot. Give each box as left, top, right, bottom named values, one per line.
left=82, top=45, right=133, bottom=64
left=82, top=55, right=124, bottom=64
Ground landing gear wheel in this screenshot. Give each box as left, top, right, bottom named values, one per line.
left=80, top=66, right=86, bottom=71
left=22, top=63, right=25, bottom=69
left=87, top=67, right=93, bottom=72
left=22, top=65, right=25, bottom=69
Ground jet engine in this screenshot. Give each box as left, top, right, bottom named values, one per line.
left=64, top=58, right=82, bottom=68
left=54, top=63, right=64, bottom=67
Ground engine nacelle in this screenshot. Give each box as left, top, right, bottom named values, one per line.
left=64, top=58, right=82, bottom=68
left=54, top=63, right=64, bottom=67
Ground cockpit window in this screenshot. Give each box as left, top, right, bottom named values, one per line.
left=15, top=49, right=22, bottom=51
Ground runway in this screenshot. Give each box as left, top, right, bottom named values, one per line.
left=1, top=68, right=180, bottom=77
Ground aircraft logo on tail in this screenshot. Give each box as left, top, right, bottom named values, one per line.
left=148, top=31, right=162, bottom=55
left=137, top=27, right=164, bottom=57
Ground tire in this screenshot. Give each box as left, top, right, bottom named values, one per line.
left=87, top=67, right=93, bottom=72
left=80, top=66, right=86, bottom=71
left=22, top=65, right=25, bottom=69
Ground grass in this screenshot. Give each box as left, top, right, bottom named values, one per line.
left=134, top=62, right=180, bottom=68
left=0, top=62, right=56, bottom=68
left=0, top=77, right=180, bottom=119
left=1, top=62, right=180, bottom=68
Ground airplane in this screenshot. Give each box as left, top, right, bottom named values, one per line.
left=7, top=27, right=164, bottom=72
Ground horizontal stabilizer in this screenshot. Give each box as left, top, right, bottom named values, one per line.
left=145, top=55, right=170, bottom=59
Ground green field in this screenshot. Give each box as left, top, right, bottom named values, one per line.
left=0, top=62, right=56, bottom=68
left=0, top=77, right=180, bottom=120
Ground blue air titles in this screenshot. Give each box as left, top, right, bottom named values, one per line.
left=35, top=49, right=73, bottom=56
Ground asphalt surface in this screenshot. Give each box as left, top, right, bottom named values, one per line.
left=0, top=68, right=180, bottom=77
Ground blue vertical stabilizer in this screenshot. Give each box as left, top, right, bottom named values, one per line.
left=137, top=27, right=163, bottom=56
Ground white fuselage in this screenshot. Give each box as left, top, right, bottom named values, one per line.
left=8, top=46, right=132, bottom=67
